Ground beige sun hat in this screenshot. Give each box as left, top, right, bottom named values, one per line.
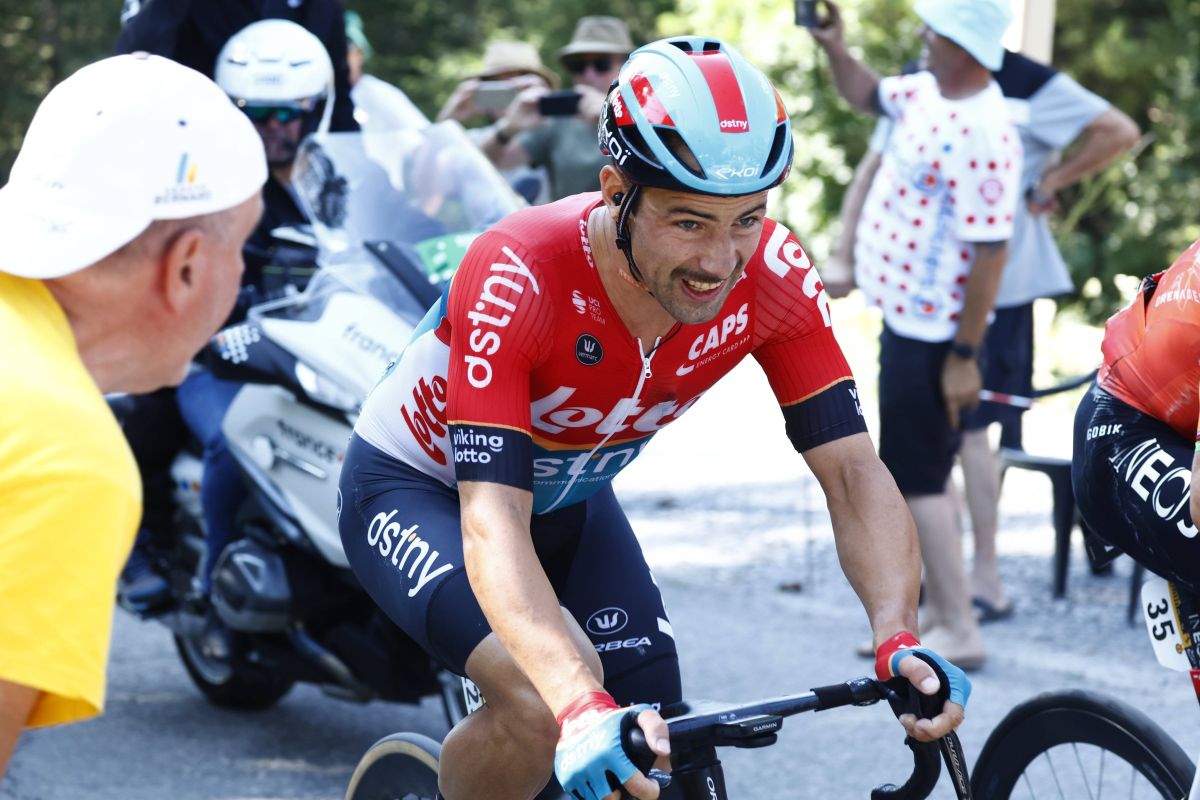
left=476, top=40, right=559, bottom=88
left=557, top=16, right=634, bottom=62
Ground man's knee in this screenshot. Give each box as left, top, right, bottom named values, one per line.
left=461, top=609, right=603, bottom=751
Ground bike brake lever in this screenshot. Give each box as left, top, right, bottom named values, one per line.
left=874, top=652, right=974, bottom=800
left=621, top=713, right=672, bottom=797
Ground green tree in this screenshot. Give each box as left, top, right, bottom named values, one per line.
left=351, top=0, right=672, bottom=121
left=0, top=0, right=120, bottom=180
left=1052, top=0, right=1200, bottom=320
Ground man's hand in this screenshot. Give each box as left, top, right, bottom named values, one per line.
left=807, top=0, right=846, bottom=49
left=496, top=84, right=551, bottom=140
left=875, top=632, right=970, bottom=743
left=941, top=353, right=981, bottom=429
left=576, top=84, right=608, bottom=124
left=1026, top=172, right=1064, bottom=215
left=435, top=78, right=481, bottom=123
left=554, top=691, right=670, bottom=800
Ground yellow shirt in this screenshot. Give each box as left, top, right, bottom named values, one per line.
left=0, top=272, right=141, bottom=727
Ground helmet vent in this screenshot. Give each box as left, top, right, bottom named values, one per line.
left=766, top=123, right=788, bottom=174
left=656, top=128, right=706, bottom=180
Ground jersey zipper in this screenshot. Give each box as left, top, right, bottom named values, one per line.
left=543, top=336, right=660, bottom=512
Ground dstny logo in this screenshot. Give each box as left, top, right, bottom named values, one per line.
left=586, top=606, right=628, bottom=636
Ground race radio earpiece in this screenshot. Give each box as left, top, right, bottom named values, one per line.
left=613, top=191, right=624, bottom=206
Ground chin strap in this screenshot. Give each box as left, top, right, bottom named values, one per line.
left=613, top=184, right=653, bottom=295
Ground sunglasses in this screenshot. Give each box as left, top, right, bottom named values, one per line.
left=241, top=105, right=306, bottom=125
left=566, top=56, right=614, bottom=75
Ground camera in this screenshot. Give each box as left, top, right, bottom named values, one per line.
left=537, top=90, right=582, bottom=117
left=474, top=80, right=518, bottom=112
left=795, top=0, right=820, bottom=28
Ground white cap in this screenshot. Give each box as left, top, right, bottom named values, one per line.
left=0, top=53, right=267, bottom=280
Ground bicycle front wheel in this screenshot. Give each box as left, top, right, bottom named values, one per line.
left=344, top=732, right=441, bottom=800
left=972, top=689, right=1195, bottom=798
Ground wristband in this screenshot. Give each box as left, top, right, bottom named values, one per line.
left=874, top=630, right=921, bottom=681
left=948, top=341, right=977, bottom=360
left=493, top=124, right=513, bottom=146
left=557, top=690, right=619, bottom=739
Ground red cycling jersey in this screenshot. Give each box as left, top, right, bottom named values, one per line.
left=356, top=193, right=867, bottom=513
left=1099, top=237, right=1200, bottom=440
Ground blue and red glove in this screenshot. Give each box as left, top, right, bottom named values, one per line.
left=554, top=690, right=651, bottom=800
left=874, top=631, right=972, bottom=709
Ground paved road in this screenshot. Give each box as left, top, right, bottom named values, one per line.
left=6, top=361, right=1199, bottom=799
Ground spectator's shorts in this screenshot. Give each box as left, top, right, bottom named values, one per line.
left=878, top=325, right=962, bottom=496
left=963, top=303, right=1034, bottom=431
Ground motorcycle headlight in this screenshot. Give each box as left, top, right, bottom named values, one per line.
left=294, top=361, right=359, bottom=412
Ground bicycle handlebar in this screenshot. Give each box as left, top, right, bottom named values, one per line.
left=619, top=675, right=961, bottom=799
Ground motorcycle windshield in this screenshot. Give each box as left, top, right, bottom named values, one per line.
left=241, top=119, right=524, bottom=402
left=293, top=121, right=524, bottom=279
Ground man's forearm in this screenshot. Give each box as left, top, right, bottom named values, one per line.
left=1042, top=107, right=1140, bottom=194
left=460, top=485, right=599, bottom=714
left=0, top=679, right=38, bottom=780
left=807, top=436, right=920, bottom=645
left=818, top=40, right=882, bottom=114
left=954, top=242, right=1008, bottom=347
left=834, top=147, right=883, bottom=260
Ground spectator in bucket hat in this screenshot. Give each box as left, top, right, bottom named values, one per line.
left=480, top=16, right=634, bottom=200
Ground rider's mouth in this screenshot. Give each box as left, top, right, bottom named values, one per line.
left=681, top=276, right=725, bottom=299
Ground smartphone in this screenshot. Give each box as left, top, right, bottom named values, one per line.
left=474, top=80, right=518, bottom=112
left=795, top=0, right=820, bottom=28
left=537, top=90, right=582, bottom=117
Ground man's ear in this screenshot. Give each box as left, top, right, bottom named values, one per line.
left=599, top=165, right=629, bottom=219
left=160, top=227, right=206, bottom=315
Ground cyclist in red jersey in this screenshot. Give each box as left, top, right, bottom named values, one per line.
left=1073, top=238, right=1200, bottom=594
left=339, top=37, right=970, bottom=800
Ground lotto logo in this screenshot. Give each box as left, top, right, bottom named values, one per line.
left=762, top=224, right=831, bottom=327
left=401, top=376, right=449, bottom=465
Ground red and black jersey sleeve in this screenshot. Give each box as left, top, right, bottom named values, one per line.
left=445, top=232, right=554, bottom=490
left=752, top=221, right=868, bottom=451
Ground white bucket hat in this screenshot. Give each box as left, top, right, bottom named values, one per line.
left=0, top=52, right=267, bottom=280
left=914, top=0, right=1013, bottom=72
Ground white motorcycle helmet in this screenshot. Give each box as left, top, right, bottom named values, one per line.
left=215, top=19, right=335, bottom=135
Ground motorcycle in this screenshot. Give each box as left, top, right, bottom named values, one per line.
left=119, top=110, right=521, bottom=725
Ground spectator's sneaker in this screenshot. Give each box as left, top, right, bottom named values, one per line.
left=118, top=546, right=170, bottom=612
